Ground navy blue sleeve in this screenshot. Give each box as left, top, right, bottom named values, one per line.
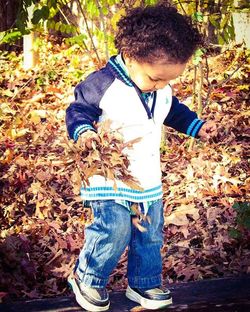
left=163, top=96, right=205, bottom=138
left=66, top=68, right=115, bottom=141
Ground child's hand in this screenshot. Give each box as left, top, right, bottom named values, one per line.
left=198, top=121, right=217, bottom=141
left=77, top=130, right=100, bottom=150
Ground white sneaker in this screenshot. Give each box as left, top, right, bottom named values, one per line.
left=68, top=274, right=110, bottom=311
left=126, top=285, right=172, bottom=310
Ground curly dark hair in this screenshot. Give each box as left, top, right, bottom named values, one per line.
left=115, top=3, right=203, bottom=64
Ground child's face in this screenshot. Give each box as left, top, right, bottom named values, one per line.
left=125, top=57, right=187, bottom=93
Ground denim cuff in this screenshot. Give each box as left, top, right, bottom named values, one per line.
left=76, top=270, right=109, bottom=288
left=128, top=274, right=162, bottom=289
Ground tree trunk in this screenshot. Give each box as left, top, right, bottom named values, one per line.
left=233, top=0, right=250, bottom=48
left=232, top=12, right=250, bottom=48
left=23, top=4, right=39, bottom=70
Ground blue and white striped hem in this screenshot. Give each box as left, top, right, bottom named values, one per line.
left=186, top=119, right=205, bottom=137
left=73, top=124, right=95, bottom=141
left=80, top=185, right=163, bottom=202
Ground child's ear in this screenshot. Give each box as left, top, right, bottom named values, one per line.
left=123, top=53, right=133, bottom=67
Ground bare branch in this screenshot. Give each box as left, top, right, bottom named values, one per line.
left=204, top=60, right=244, bottom=107
left=95, top=0, right=109, bottom=60
left=75, top=0, right=101, bottom=64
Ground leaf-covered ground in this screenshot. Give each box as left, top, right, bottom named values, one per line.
left=0, top=40, right=249, bottom=300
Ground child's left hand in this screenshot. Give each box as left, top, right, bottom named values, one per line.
left=198, top=121, right=217, bottom=141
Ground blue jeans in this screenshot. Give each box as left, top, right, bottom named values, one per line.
left=75, top=199, right=164, bottom=289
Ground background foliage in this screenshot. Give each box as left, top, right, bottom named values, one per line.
left=1, top=0, right=249, bottom=60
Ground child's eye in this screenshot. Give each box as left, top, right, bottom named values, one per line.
left=148, top=76, right=161, bottom=82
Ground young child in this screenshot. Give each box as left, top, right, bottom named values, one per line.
left=66, top=3, right=216, bottom=311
